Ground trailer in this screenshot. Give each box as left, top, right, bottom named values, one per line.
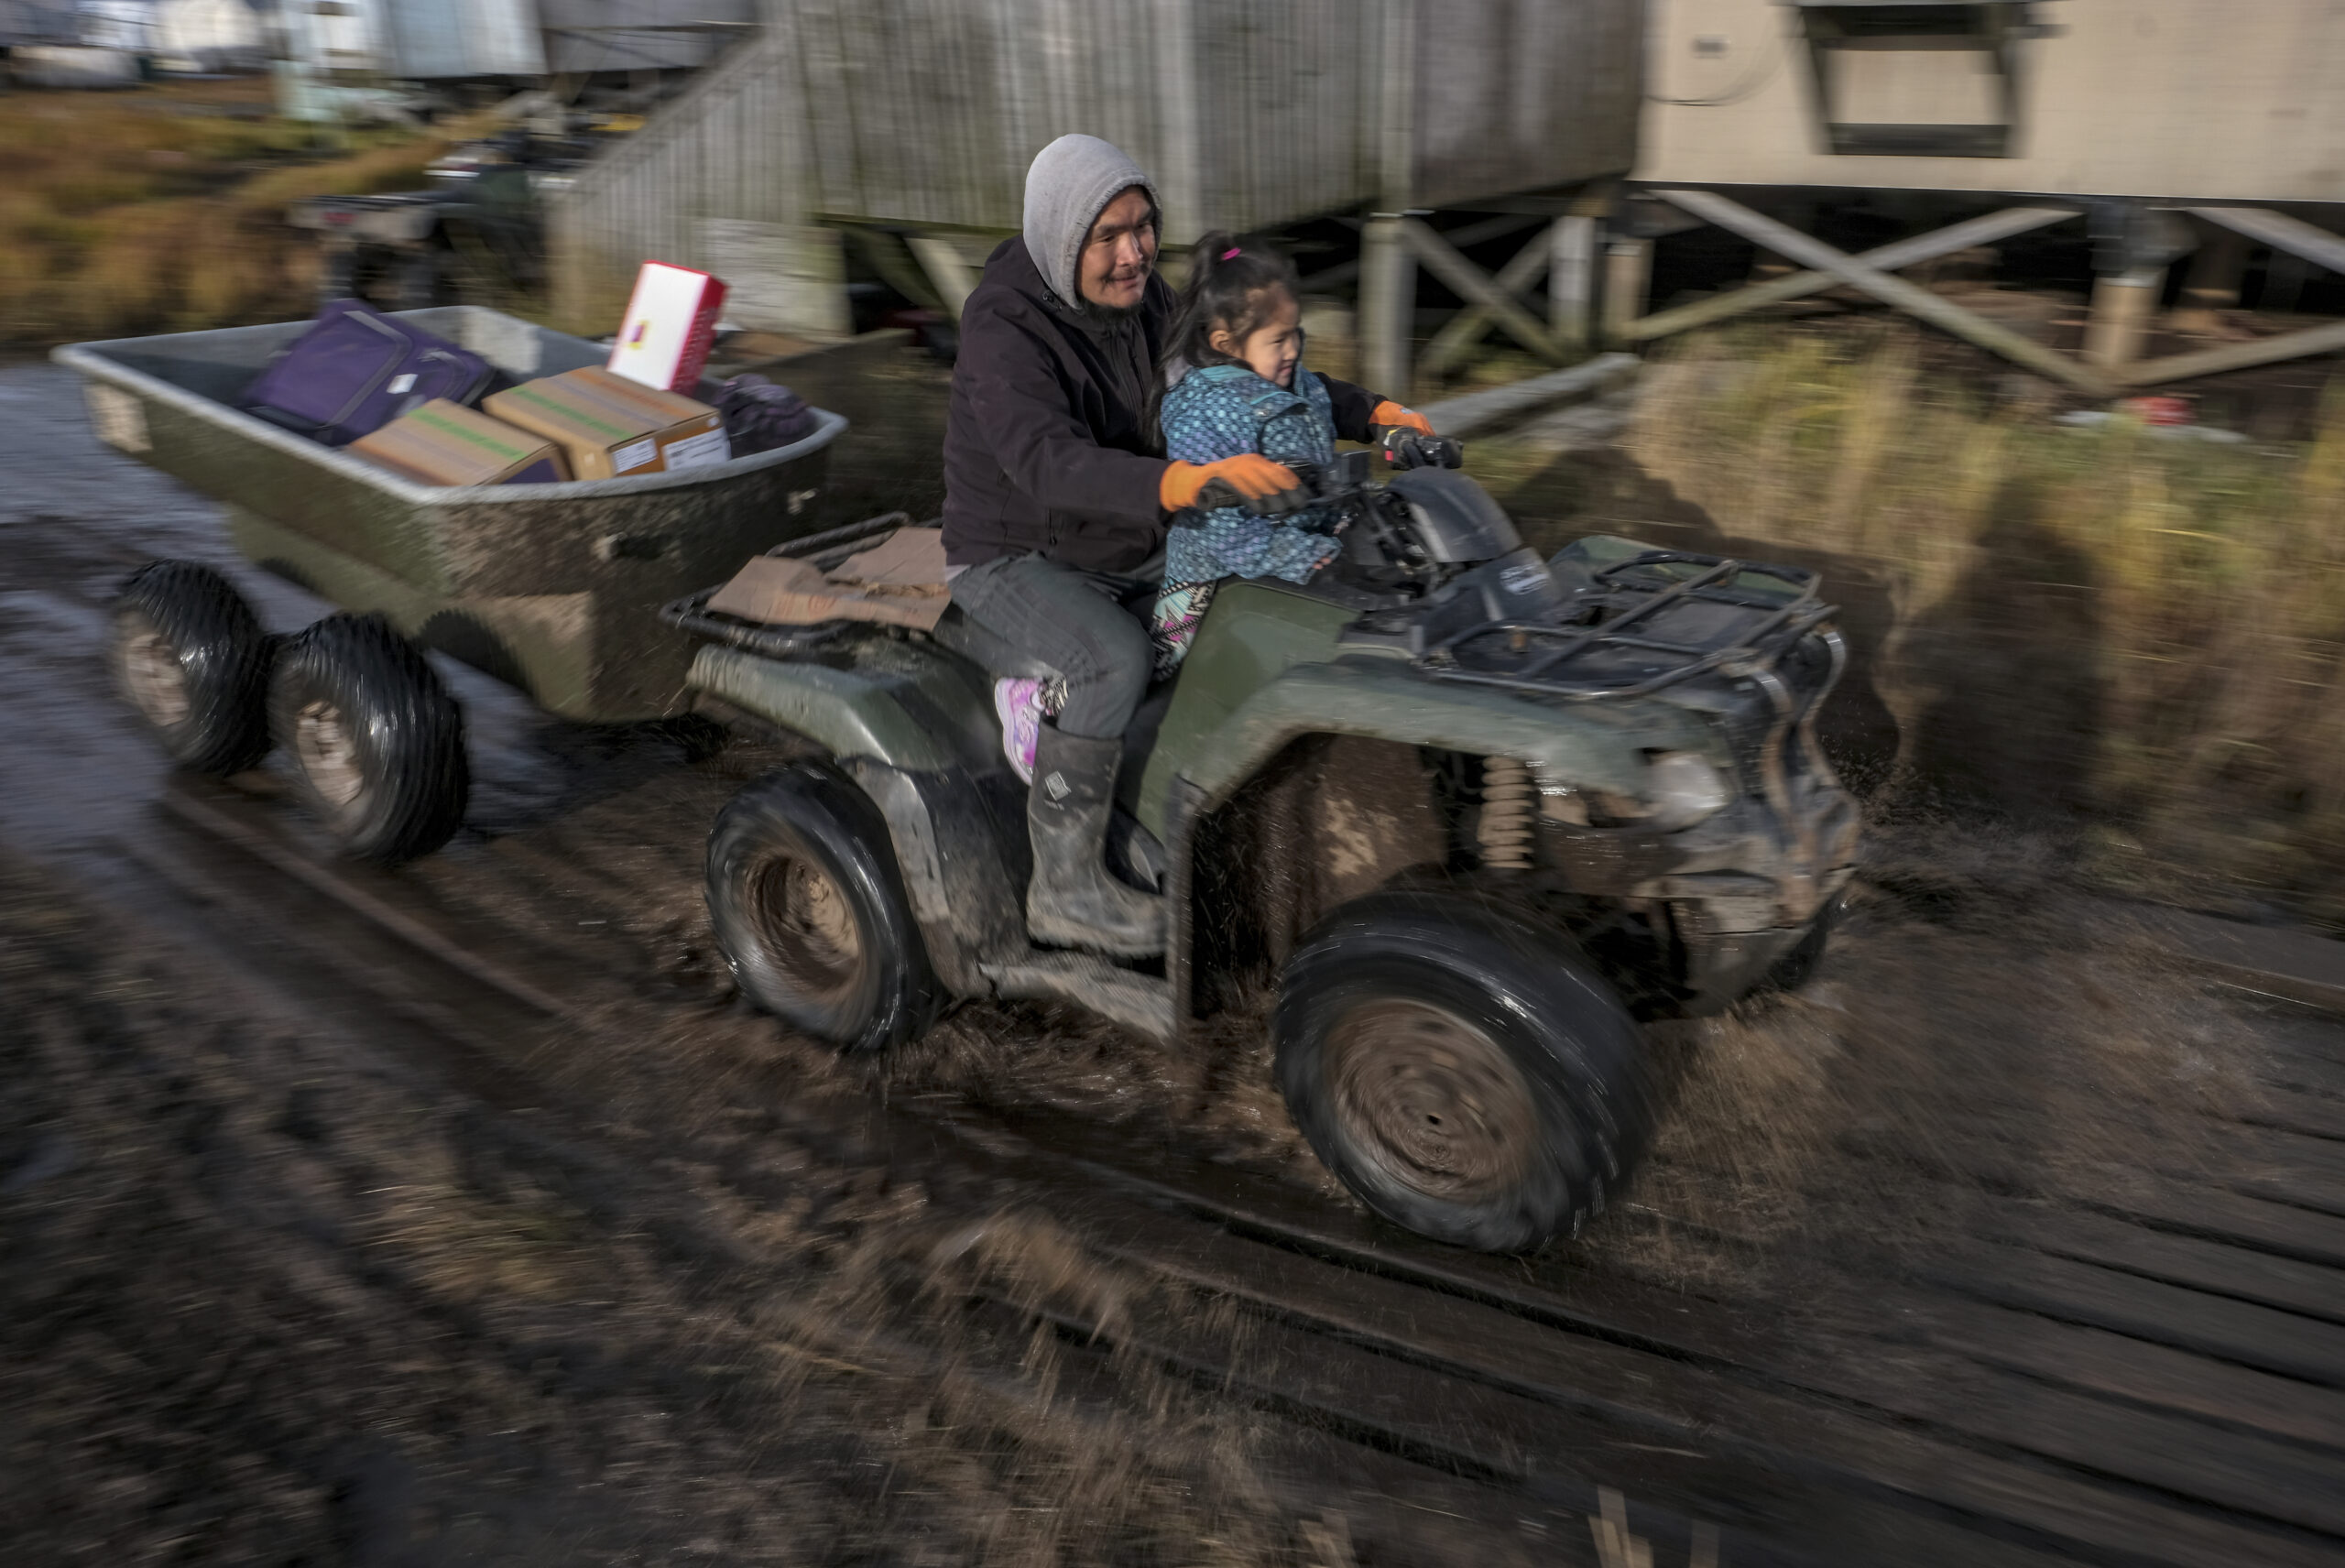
left=57, top=308, right=844, bottom=860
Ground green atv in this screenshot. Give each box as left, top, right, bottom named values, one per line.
left=667, top=448, right=1858, bottom=1252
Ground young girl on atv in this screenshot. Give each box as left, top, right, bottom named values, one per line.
left=992, top=234, right=1434, bottom=778
left=1148, top=233, right=1362, bottom=675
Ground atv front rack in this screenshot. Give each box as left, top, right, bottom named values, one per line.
left=1419, top=549, right=1837, bottom=702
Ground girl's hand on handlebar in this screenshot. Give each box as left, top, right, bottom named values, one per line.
left=1162, top=454, right=1307, bottom=516
left=1370, top=401, right=1436, bottom=437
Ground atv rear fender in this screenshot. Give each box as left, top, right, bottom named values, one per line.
left=685, top=643, right=1025, bottom=992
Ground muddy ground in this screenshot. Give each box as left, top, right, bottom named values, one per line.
left=0, top=349, right=2322, bottom=1564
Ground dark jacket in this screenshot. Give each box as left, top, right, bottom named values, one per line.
left=942, top=237, right=1382, bottom=574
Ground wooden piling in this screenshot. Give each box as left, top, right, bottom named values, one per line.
left=2084, top=265, right=2165, bottom=369
left=1552, top=215, right=1598, bottom=353
left=1602, top=237, right=1652, bottom=346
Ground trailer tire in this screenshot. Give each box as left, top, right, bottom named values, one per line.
left=269, top=614, right=468, bottom=863
left=706, top=763, right=941, bottom=1054
left=1275, top=889, right=1650, bottom=1252
left=112, top=560, right=274, bottom=776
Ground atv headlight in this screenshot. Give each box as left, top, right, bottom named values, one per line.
left=1644, top=750, right=1731, bottom=830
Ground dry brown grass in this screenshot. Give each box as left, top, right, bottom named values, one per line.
left=1481, top=324, right=2345, bottom=927
left=0, top=79, right=446, bottom=344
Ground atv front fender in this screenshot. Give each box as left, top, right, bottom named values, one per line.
left=1158, top=654, right=1714, bottom=821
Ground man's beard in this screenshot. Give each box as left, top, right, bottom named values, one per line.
left=1080, top=289, right=1145, bottom=323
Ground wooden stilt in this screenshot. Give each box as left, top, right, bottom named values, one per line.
left=1602, top=237, right=1652, bottom=346
left=1552, top=215, right=1598, bottom=354
left=2173, top=226, right=2248, bottom=333
left=1359, top=214, right=1415, bottom=399
left=906, top=236, right=976, bottom=321
left=2084, top=265, right=2166, bottom=369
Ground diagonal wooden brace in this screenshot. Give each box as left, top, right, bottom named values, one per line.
left=1652, top=188, right=2120, bottom=397
left=2185, top=206, right=2345, bottom=278
left=1400, top=217, right=1567, bottom=365
left=1422, top=222, right=1558, bottom=376
left=2118, top=319, right=2345, bottom=388
left=1622, top=205, right=2078, bottom=343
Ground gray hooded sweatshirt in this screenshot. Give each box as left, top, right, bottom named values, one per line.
left=941, top=134, right=1380, bottom=574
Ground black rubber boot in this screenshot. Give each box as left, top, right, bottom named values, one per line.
left=1025, top=726, right=1163, bottom=958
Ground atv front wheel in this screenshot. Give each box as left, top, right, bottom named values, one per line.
left=112, top=560, right=273, bottom=776
left=1275, top=890, right=1650, bottom=1252
left=1763, top=892, right=1842, bottom=994
left=706, top=764, right=941, bottom=1053
left=268, top=614, right=469, bottom=863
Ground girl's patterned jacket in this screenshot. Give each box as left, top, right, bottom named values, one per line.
left=1159, top=361, right=1342, bottom=587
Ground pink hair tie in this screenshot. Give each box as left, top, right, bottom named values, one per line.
left=1220, top=246, right=1241, bottom=260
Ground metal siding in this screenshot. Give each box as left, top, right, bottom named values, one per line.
left=1190, top=0, right=1378, bottom=233
left=551, top=27, right=799, bottom=311
left=556, top=0, right=1644, bottom=314
left=536, top=0, right=758, bottom=74
left=0, top=0, right=81, bottom=47
left=378, top=0, right=547, bottom=78
left=1413, top=0, right=1643, bottom=207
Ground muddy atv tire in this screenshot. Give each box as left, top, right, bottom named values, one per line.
left=268, top=614, right=468, bottom=863
left=1763, top=891, right=1842, bottom=994
left=112, top=560, right=274, bottom=776
left=706, top=764, right=941, bottom=1054
left=1275, top=890, right=1649, bottom=1252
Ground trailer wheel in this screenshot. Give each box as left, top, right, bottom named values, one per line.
left=706, top=763, right=941, bottom=1054
left=111, top=560, right=274, bottom=776
left=268, top=615, right=468, bottom=863
left=1275, top=890, right=1650, bottom=1252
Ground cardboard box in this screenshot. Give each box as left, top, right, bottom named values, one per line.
left=564, top=365, right=731, bottom=472
left=349, top=399, right=570, bottom=486
left=605, top=260, right=727, bottom=394
left=707, top=527, right=950, bottom=632
left=483, top=369, right=714, bottom=480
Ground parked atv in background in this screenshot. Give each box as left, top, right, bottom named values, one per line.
left=669, top=441, right=1860, bottom=1253
left=288, top=123, right=624, bottom=311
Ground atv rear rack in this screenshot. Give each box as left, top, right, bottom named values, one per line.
left=659, top=512, right=912, bottom=659
left=1419, top=549, right=1837, bottom=702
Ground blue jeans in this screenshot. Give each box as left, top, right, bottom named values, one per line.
left=947, top=551, right=1158, bottom=740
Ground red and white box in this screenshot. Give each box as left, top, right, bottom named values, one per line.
left=605, top=260, right=728, bottom=394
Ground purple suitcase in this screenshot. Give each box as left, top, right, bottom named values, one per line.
left=239, top=299, right=495, bottom=447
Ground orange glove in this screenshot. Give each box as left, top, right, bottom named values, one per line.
left=1371, top=400, right=1435, bottom=437
left=1160, top=453, right=1303, bottom=511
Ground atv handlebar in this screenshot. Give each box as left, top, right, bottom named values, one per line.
left=1186, top=430, right=1467, bottom=518
left=1193, top=477, right=1312, bottom=517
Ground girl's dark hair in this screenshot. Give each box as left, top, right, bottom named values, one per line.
left=1150, top=231, right=1301, bottom=444
left=1164, top=230, right=1301, bottom=373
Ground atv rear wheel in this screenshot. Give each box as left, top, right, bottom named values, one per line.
left=706, top=764, right=941, bottom=1054
left=1274, top=890, right=1649, bottom=1252
left=268, top=614, right=469, bottom=863
left=112, top=560, right=274, bottom=776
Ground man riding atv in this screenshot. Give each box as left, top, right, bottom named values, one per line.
left=941, top=135, right=1434, bottom=960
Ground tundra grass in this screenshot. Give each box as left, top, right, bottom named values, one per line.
left=1481, top=324, right=2345, bottom=927
left=0, top=79, right=444, bottom=345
